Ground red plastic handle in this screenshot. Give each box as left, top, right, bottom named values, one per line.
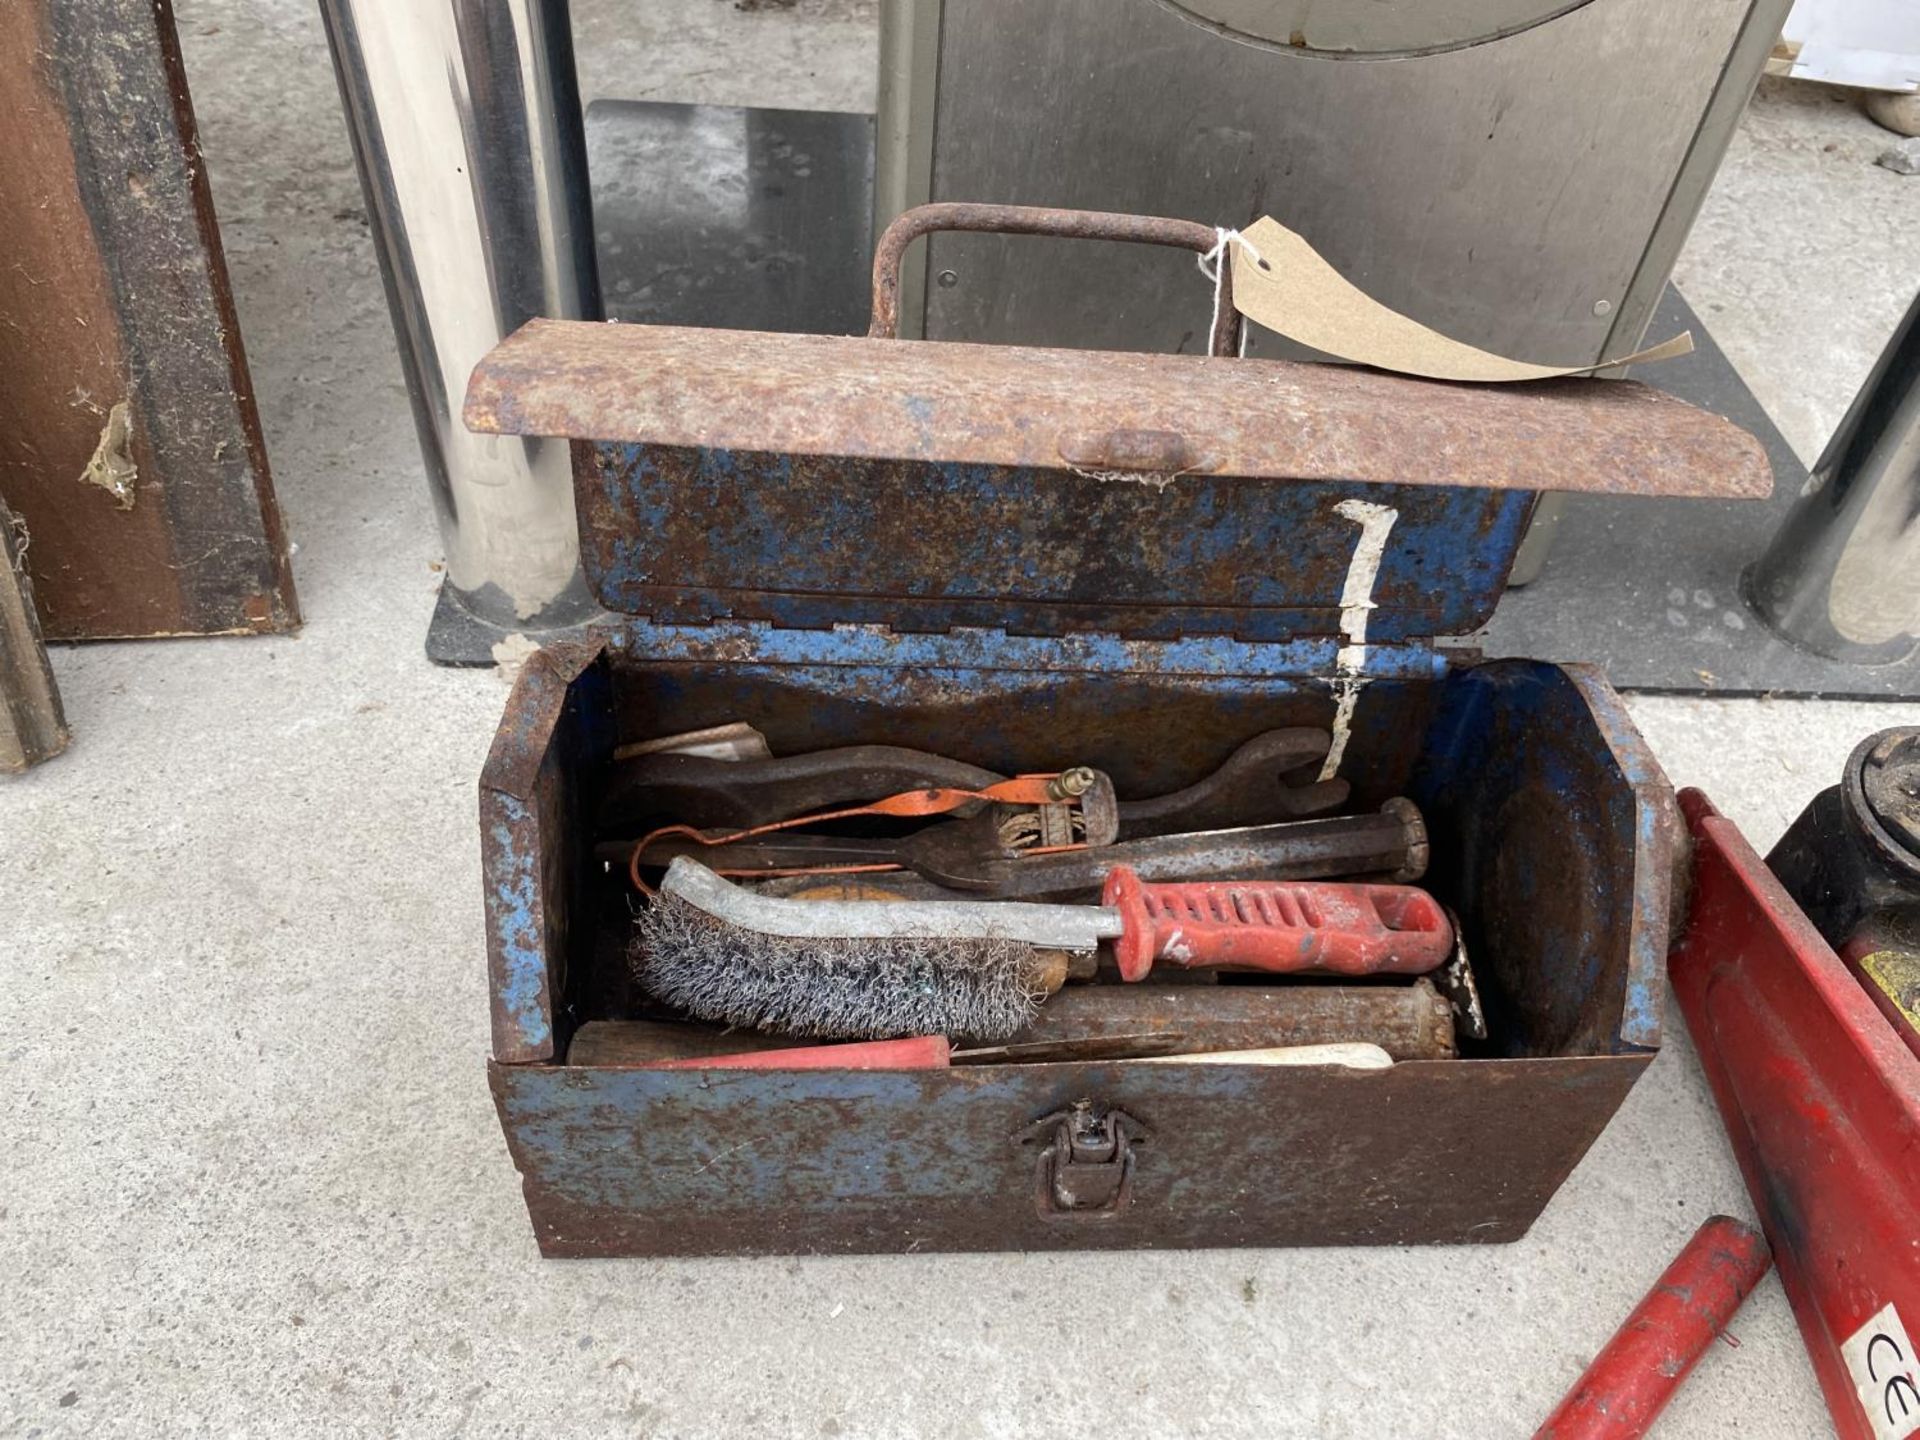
left=1100, top=868, right=1455, bottom=982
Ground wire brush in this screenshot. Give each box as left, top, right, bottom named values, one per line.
left=632, top=857, right=1452, bottom=1041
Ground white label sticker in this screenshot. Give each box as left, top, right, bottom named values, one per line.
left=1842, top=1302, right=1920, bottom=1440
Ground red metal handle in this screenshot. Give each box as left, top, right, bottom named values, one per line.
left=1100, top=868, right=1455, bottom=982
left=1535, top=1215, right=1771, bottom=1440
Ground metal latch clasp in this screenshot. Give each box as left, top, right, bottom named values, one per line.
left=1017, top=1101, right=1146, bottom=1219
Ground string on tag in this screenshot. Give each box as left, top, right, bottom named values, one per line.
left=1198, top=227, right=1264, bottom=358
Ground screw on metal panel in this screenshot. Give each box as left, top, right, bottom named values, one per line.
left=1592, top=299, right=1613, bottom=317
left=937, top=269, right=959, bottom=288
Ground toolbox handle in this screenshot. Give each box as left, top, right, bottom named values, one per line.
left=868, top=203, right=1244, bottom=359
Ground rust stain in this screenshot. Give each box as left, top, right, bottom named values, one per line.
left=489, top=1055, right=1652, bottom=1257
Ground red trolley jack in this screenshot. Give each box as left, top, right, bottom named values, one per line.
left=1668, top=782, right=1920, bottom=1440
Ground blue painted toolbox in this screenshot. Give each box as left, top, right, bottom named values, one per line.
left=467, top=206, right=1769, bottom=1258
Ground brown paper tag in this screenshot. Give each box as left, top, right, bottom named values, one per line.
left=1228, top=215, right=1693, bottom=382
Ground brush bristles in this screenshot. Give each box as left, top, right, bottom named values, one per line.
left=632, top=893, right=1048, bottom=1040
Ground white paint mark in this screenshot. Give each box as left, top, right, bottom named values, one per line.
left=1320, top=499, right=1398, bottom=781
left=1065, top=463, right=1187, bottom=491
left=490, top=632, right=541, bottom=684
left=1138, top=1042, right=1393, bottom=1069
left=691, top=1138, right=755, bottom=1175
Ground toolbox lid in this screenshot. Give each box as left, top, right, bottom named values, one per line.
left=466, top=321, right=1768, bottom=648
left=463, top=204, right=1767, bottom=649
left=468, top=319, right=1768, bottom=502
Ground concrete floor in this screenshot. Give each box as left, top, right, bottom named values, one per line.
left=5, top=2, right=1920, bottom=1435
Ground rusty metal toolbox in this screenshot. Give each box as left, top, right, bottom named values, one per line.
left=466, top=205, right=1769, bottom=1259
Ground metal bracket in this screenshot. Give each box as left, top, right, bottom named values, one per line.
left=1017, top=1101, right=1147, bottom=1220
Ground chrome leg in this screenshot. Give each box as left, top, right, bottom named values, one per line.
left=318, top=0, right=601, bottom=633
left=1746, top=292, right=1920, bottom=664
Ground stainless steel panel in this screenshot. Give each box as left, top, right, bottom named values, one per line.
left=917, top=0, right=1761, bottom=364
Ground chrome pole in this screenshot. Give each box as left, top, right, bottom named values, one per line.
left=318, top=0, right=601, bottom=638
left=1746, top=291, right=1920, bottom=664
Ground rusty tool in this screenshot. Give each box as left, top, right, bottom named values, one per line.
left=1116, top=728, right=1350, bottom=835
left=568, top=977, right=1459, bottom=1065
left=952, top=980, right=1458, bottom=1062
left=620, top=770, right=1118, bottom=894
left=585, top=1028, right=1389, bottom=1072
left=633, top=857, right=1454, bottom=1038
left=950, top=1032, right=1184, bottom=1063
left=621, top=799, right=1428, bottom=900
left=612, top=722, right=772, bottom=763
left=568, top=1016, right=1173, bottom=1067
left=1535, top=1215, right=1771, bottom=1440
left=601, top=728, right=1342, bottom=839
left=943, top=799, right=1428, bottom=898
left=598, top=744, right=1018, bottom=831
left=615, top=807, right=1052, bottom=889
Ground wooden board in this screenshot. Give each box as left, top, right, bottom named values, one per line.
left=0, top=0, right=297, bottom=639
left=0, top=495, right=68, bottom=772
